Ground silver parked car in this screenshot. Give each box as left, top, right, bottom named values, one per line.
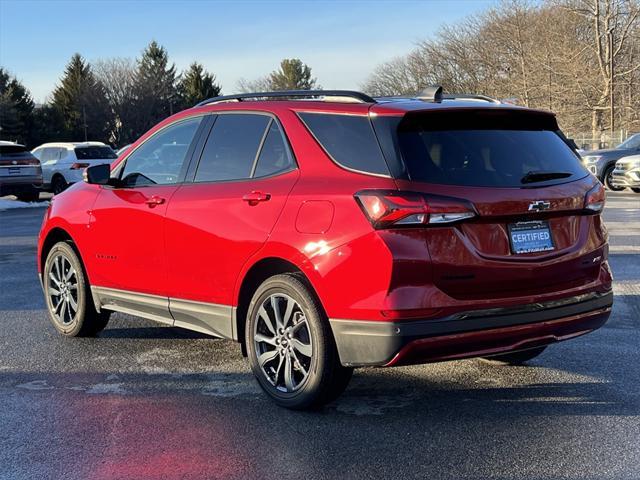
left=0, top=141, right=42, bottom=202
left=31, top=142, right=117, bottom=194
left=611, top=155, right=640, bottom=193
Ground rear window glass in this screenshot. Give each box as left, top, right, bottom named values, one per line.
left=298, top=112, right=389, bottom=176
left=0, top=144, right=29, bottom=156
left=74, top=146, right=117, bottom=160
left=398, top=110, right=587, bottom=187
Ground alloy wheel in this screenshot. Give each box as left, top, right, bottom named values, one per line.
left=253, top=293, right=313, bottom=392
left=47, top=253, right=79, bottom=325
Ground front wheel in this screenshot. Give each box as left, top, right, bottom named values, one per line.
left=43, top=241, right=110, bottom=337
left=603, top=165, right=624, bottom=191
left=246, top=274, right=353, bottom=410
left=631, top=188, right=640, bottom=193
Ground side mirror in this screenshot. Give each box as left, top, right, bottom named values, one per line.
left=83, top=163, right=111, bottom=185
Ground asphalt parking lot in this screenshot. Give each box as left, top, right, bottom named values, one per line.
left=0, top=191, right=638, bottom=480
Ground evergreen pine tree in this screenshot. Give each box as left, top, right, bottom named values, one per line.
left=133, top=41, right=179, bottom=136
left=268, top=59, right=318, bottom=90
left=179, top=62, right=221, bottom=108
left=51, top=54, right=110, bottom=142
left=0, top=68, right=35, bottom=145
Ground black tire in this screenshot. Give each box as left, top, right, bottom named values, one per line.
left=603, top=165, right=624, bottom=191
left=15, top=190, right=39, bottom=202
left=43, top=241, right=110, bottom=337
left=631, top=188, right=640, bottom=193
left=52, top=175, right=68, bottom=195
left=482, top=346, right=547, bottom=365
left=245, top=273, right=353, bottom=410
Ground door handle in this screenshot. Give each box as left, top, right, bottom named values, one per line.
left=242, top=191, right=271, bottom=206
left=145, top=196, right=166, bottom=208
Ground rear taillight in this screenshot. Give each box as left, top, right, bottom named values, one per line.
left=70, top=162, right=90, bottom=170
left=584, top=183, right=605, bottom=213
left=354, top=190, right=476, bottom=229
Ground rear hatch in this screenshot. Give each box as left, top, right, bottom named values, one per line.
left=0, top=144, right=42, bottom=181
left=383, top=108, right=605, bottom=300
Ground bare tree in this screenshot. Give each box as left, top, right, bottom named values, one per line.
left=362, top=0, right=640, bottom=142
left=93, top=57, right=137, bottom=145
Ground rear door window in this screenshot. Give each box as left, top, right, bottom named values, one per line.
left=397, top=110, right=588, bottom=187
left=298, top=112, right=390, bottom=176
left=194, top=114, right=271, bottom=182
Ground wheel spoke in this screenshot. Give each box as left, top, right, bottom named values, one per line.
left=284, top=353, right=295, bottom=391
left=59, top=298, right=67, bottom=322
left=291, top=349, right=308, bottom=377
left=258, top=349, right=279, bottom=368
left=271, top=296, right=283, bottom=330
left=53, top=296, right=64, bottom=313
left=67, top=294, right=78, bottom=313
left=54, top=256, right=62, bottom=282
left=48, top=287, right=61, bottom=296
left=292, top=338, right=312, bottom=357
left=282, top=297, right=295, bottom=328
left=49, top=272, right=61, bottom=288
left=291, top=317, right=308, bottom=333
left=65, top=266, right=75, bottom=281
left=254, top=333, right=277, bottom=346
left=258, top=305, right=276, bottom=335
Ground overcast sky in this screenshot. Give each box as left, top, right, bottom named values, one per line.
left=1, top=0, right=494, bottom=103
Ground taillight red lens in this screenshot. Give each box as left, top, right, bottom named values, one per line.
left=70, top=162, right=90, bottom=170
left=355, top=190, right=475, bottom=229
left=584, top=183, right=605, bottom=212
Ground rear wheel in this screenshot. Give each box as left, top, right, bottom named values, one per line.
left=51, top=175, right=68, bottom=195
left=482, top=346, right=547, bottom=365
left=603, top=165, right=624, bottom=191
left=246, top=274, right=353, bottom=410
left=632, top=188, right=640, bottom=193
left=43, top=241, right=110, bottom=337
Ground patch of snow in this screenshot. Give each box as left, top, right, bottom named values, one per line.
left=16, top=380, right=54, bottom=390
left=0, top=197, right=50, bottom=211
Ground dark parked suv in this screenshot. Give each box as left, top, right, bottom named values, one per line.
left=0, top=141, right=42, bottom=201
left=38, top=89, right=613, bottom=409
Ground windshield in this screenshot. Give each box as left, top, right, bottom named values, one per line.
left=74, top=146, right=117, bottom=160
left=617, top=134, right=640, bottom=150
left=397, top=110, right=588, bottom=187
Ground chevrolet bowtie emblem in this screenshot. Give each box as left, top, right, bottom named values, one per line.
left=528, top=200, right=551, bottom=212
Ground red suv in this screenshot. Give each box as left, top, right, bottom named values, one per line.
left=38, top=89, right=613, bottom=409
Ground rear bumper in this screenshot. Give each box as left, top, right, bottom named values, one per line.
left=330, top=291, right=613, bottom=367
left=0, top=175, right=43, bottom=195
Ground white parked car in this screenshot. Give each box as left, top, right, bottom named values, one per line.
left=31, top=142, right=117, bottom=194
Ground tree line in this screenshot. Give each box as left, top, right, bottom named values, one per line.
left=0, top=40, right=317, bottom=148
left=363, top=0, right=640, bottom=143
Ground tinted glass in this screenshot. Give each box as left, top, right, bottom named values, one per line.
left=121, top=116, right=202, bottom=187
left=195, top=114, right=270, bottom=182
left=398, top=111, right=587, bottom=187
left=253, top=121, right=293, bottom=177
left=75, top=146, right=117, bottom=160
left=298, top=112, right=389, bottom=176
left=0, top=144, right=28, bottom=155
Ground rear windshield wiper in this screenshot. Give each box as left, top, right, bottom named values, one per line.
left=521, top=171, right=572, bottom=184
